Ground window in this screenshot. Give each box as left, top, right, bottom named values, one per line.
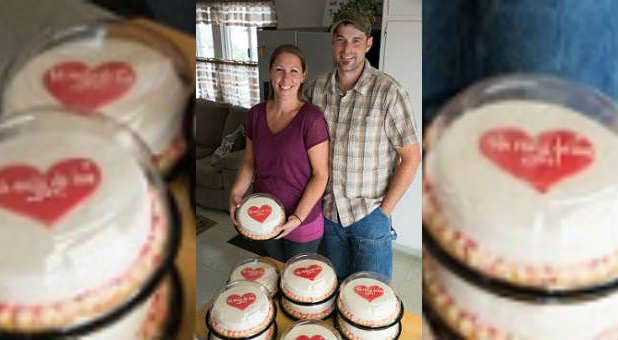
left=196, top=1, right=276, bottom=108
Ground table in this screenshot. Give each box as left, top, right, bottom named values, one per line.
left=194, top=258, right=422, bottom=339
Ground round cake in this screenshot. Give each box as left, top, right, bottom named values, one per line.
left=280, top=254, right=338, bottom=304
left=1, top=21, right=191, bottom=173
left=236, top=193, right=286, bottom=240
left=0, top=109, right=172, bottom=337
left=280, top=320, right=342, bottom=340
left=336, top=314, right=400, bottom=340
left=423, top=251, right=618, bottom=340
left=280, top=294, right=336, bottom=320
left=207, top=281, right=275, bottom=338
left=209, top=323, right=276, bottom=340
left=423, top=76, right=618, bottom=290
left=229, top=257, right=280, bottom=297
left=337, top=272, right=402, bottom=328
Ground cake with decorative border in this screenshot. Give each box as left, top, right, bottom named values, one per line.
left=280, top=254, right=338, bottom=303
left=280, top=319, right=342, bottom=340
left=335, top=314, right=400, bottom=340
left=423, top=76, right=618, bottom=290
left=423, top=251, right=618, bottom=340
left=0, top=109, right=175, bottom=338
left=235, top=193, right=286, bottom=240
left=207, top=281, right=275, bottom=339
left=280, top=294, right=336, bottom=320
left=0, top=20, right=191, bottom=174
left=336, top=272, right=402, bottom=329
left=229, top=257, right=280, bottom=297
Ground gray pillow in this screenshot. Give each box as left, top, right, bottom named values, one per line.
left=210, top=124, right=246, bottom=167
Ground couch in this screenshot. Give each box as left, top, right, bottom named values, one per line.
left=195, top=100, right=248, bottom=211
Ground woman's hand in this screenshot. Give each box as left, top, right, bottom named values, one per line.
left=229, top=194, right=242, bottom=226
left=274, top=215, right=302, bottom=239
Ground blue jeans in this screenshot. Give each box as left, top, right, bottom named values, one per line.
left=423, top=0, right=618, bottom=123
left=321, top=208, right=397, bottom=281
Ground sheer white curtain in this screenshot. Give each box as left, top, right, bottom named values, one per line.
left=196, top=1, right=276, bottom=108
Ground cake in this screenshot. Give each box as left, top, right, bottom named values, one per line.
left=423, top=97, right=618, bottom=289
left=423, top=251, right=618, bottom=340
left=0, top=109, right=173, bottom=337
left=280, top=254, right=338, bottom=303
left=280, top=294, right=337, bottom=320
left=336, top=314, right=400, bottom=340
left=229, top=257, right=280, bottom=297
left=235, top=193, right=286, bottom=240
left=280, top=320, right=342, bottom=340
left=207, top=281, right=275, bottom=338
left=336, top=272, right=402, bottom=328
left=209, top=323, right=276, bottom=340
left=1, top=21, right=191, bottom=174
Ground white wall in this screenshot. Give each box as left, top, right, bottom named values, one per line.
left=274, top=0, right=327, bottom=29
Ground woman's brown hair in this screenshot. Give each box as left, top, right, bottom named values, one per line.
left=268, top=44, right=307, bottom=101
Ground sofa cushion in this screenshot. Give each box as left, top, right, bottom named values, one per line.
left=196, top=156, right=223, bottom=189
left=196, top=100, right=228, bottom=148
left=222, top=106, right=248, bottom=151
left=196, top=145, right=215, bottom=159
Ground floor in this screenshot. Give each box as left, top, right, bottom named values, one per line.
left=195, top=206, right=422, bottom=316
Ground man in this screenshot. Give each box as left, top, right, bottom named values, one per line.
left=306, top=10, right=421, bottom=280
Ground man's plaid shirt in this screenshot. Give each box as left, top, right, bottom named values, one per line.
left=306, top=61, right=418, bottom=226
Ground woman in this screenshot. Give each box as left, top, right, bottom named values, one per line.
left=229, top=44, right=329, bottom=262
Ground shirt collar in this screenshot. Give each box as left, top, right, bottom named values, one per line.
left=328, top=59, right=374, bottom=96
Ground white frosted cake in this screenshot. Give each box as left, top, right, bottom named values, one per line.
left=281, top=256, right=338, bottom=303
left=236, top=194, right=286, bottom=240
left=423, top=252, right=618, bottom=340
left=423, top=100, right=618, bottom=289
left=281, top=320, right=341, bottom=340
left=281, top=295, right=336, bottom=320
left=336, top=314, right=400, bottom=340
left=0, top=110, right=169, bottom=337
left=2, top=29, right=190, bottom=172
left=229, top=258, right=279, bottom=296
left=208, top=281, right=274, bottom=338
left=337, top=275, right=401, bottom=328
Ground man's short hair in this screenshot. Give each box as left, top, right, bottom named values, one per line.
left=330, top=9, right=373, bottom=37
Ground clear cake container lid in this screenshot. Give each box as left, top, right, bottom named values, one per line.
left=234, top=193, right=286, bottom=240
left=206, top=281, right=276, bottom=339
left=422, top=74, right=618, bottom=293
left=0, top=108, right=180, bottom=337
left=227, top=257, right=280, bottom=297
left=0, top=19, right=192, bottom=157
left=279, top=319, right=342, bottom=340
left=337, top=271, right=403, bottom=329
left=280, top=253, right=339, bottom=304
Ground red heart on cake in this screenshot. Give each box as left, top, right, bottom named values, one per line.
left=354, top=285, right=384, bottom=302
left=479, top=128, right=594, bottom=193
left=0, top=158, right=101, bottom=227
left=247, top=205, right=272, bottom=223
left=240, top=267, right=265, bottom=281
left=296, top=336, right=326, bottom=340
left=44, top=61, right=135, bottom=111
left=226, top=293, right=256, bottom=310
left=293, top=264, right=322, bottom=281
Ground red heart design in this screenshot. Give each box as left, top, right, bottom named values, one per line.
left=0, top=158, right=101, bottom=227
left=479, top=128, right=594, bottom=193
left=247, top=205, right=272, bottom=223
left=226, top=293, right=256, bottom=310
left=296, top=336, right=326, bottom=340
left=354, top=285, right=384, bottom=302
left=293, top=264, right=322, bottom=281
left=240, top=267, right=265, bottom=281
left=44, top=61, right=135, bottom=111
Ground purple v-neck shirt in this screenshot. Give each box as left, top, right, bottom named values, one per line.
left=246, top=102, right=329, bottom=242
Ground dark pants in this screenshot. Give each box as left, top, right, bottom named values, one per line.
left=263, top=237, right=322, bottom=263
